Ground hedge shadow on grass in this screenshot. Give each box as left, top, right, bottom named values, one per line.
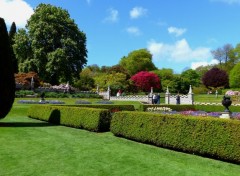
left=0, top=122, right=58, bottom=127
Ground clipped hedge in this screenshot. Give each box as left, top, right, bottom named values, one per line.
left=111, top=111, right=240, bottom=163
left=27, top=105, right=60, bottom=124
left=60, top=104, right=135, bottom=112
left=28, top=105, right=111, bottom=132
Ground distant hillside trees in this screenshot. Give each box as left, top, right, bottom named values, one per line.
left=13, top=3, right=87, bottom=85
left=0, top=18, right=15, bottom=118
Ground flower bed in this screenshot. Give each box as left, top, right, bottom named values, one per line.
left=146, top=107, right=240, bottom=120
left=95, top=100, right=114, bottom=104
left=18, top=100, right=65, bottom=104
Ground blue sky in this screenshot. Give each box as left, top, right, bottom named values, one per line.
left=1, top=0, right=240, bottom=73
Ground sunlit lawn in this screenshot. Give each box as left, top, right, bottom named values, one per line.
left=0, top=100, right=239, bottom=175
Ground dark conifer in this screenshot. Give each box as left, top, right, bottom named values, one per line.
left=0, top=18, right=16, bottom=118
left=9, top=22, right=18, bottom=73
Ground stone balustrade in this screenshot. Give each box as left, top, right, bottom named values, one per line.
left=98, top=85, right=194, bottom=105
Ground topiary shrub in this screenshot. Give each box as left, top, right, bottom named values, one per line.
left=0, top=18, right=15, bottom=118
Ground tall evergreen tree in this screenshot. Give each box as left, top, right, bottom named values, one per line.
left=9, top=22, right=18, bottom=73
left=0, top=18, right=16, bottom=118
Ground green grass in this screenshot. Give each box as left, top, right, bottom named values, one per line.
left=194, top=94, right=222, bottom=103
left=0, top=102, right=240, bottom=175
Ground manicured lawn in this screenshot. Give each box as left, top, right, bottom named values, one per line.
left=0, top=103, right=239, bottom=175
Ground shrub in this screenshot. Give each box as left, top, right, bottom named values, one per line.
left=15, top=90, right=36, bottom=98
left=111, top=111, right=240, bottom=163
left=28, top=105, right=112, bottom=132
left=27, top=105, right=60, bottom=124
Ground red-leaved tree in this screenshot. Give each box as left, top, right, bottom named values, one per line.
left=130, top=71, right=160, bottom=92
left=202, top=67, right=229, bottom=89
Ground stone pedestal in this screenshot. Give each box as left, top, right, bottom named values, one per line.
left=219, top=112, right=231, bottom=119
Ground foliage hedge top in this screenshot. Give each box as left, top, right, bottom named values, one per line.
left=28, top=105, right=111, bottom=132
left=58, top=104, right=135, bottom=112
left=110, top=111, right=240, bottom=163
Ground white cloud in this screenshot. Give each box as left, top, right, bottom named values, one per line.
left=191, top=59, right=218, bottom=70
left=0, top=0, right=33, bottom=27
left=130, top=7, right=147, bottom=19
left=103, top=8, right=119, bottom=23
left=168, top=26, right=187, bottom=37
left=147, top=39, right=211, bottom=63
left=126, top=26, right=141, bottom=36
left=210, top=0, right=240, bottom=4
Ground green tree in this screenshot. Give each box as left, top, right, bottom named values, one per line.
left=13, top=29, right=34, bottom=72
left=152, top=68, right=174, bottom=91
left=181, top=69, right=200, bottom=87
left=229, top=62, right=240, bottom=88
left=74, top=75, right=95, bottom=91
left=195, top=65, right=214, bottom=79
left=14, top=3, right=87, bottom=84
left=8, top=22, right=18, bottom=73
left=94, top=72, right=127, bottom=94
left=0, top=18, right=15, bottom=118
left=119, top=49, right=157, bottom=76
left=211, top=44, right=233, bottom=65
left=226, top=43, right=240, bottom=73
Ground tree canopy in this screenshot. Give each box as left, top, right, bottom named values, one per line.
left=181, top=69, right=200, bottom=87
left=119, top=49, right=157, bottom=76
left=130, top=71, right=160, bottom=92
left=229, top=62, right=240, bottom=88
left=202, top=67, right=229, bottom=89
left=13, top=3, right=87, bottom=85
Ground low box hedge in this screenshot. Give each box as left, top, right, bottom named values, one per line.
left=27, top=105, right=60, bottom=124
left=110, top=111, right=240, bottom=163
left=28, top=105, right=111, bottom=132
left=59, top=104, right=135, bottom=112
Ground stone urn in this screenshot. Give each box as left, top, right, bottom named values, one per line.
left=222, top=95, right=232, bottom=112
